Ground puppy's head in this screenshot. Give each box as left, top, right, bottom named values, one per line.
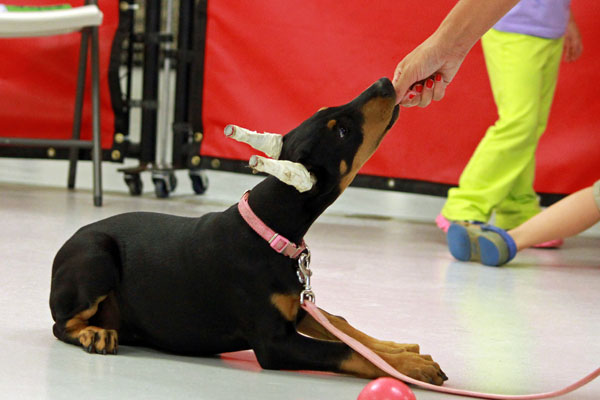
left=226, top=77, right=399, bottom=197
left=281, top=77, right=398, bottom=196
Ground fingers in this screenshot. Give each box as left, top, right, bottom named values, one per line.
left=392, top=59, right=419, bottom=105
left=432, top=73, right=448, bottom=102
left=414, top=79, right=434, bottom=108
left=564, top=39, right=583, bottom=62
left=563, top=39, right=574, bottom=62
left=399, top=74, right=448, bottom=107
left=563, top=40, right=576, bottom=62
left=563, top=24, right=584, bottom=63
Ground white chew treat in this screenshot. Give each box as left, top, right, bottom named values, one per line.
left=224, top=125, right=283, bottom=159
left=249, top=155, right=315, bottom=193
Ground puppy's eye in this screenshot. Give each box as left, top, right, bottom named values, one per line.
left=337, top=126, right=347, bottom=139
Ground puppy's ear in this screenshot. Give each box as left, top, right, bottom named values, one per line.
left=225, top=125, right=283, bottom=159
left=249, top=155, right=316, bottom=193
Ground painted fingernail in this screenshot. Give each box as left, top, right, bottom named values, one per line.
left=408, top=93, right=416, bottom=100
left=435, top=73, right=442, bottom=82
left=414, top=84, right=423, bottom=93
left=426, top=79, right=434, bottom=89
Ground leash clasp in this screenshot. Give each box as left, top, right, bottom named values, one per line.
left=300, top=289, right=315, bottom=304
left=297, top=250, right=315, bottom=304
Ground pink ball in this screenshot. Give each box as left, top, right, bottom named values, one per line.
left=357, top=377, right=416, bottom=400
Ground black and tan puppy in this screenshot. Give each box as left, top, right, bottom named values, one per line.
left=50, top=78, right=447, bottom=385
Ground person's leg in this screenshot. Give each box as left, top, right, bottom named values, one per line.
left=509, top=183, right=600, bottom=250
left=441, top=30, right=545, bottom=224
left=495, top=36, right=565, bottom=230
left=492, top=157, right=540, bottom=229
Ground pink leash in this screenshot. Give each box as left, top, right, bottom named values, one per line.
left=237, top=191, right=599, bottom=398
left=301, top=300, right=599, bottom=399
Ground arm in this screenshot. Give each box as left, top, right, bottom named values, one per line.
left=392, top=0, right=520, bottom=106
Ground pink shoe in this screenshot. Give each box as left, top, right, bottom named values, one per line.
left=532, top=238, right=564, bottom=249
left=436, top=214, right=451, bottom=233
left=436, top=213, right=485, bottom=233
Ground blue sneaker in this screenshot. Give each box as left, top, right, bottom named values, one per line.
left=447, top=223, right=517, bottom=266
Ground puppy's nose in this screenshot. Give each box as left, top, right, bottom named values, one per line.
left=374, top=78, right=396, bottom=100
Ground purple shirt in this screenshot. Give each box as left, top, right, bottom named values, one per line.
left=494, top=0, right=571, bottom=39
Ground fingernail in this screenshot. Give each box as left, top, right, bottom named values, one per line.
left=401, top=91, right=416, bottom=104
left=435, top=74, right=442, bottom=82
left=426, top=79, right=434, bottom=89
left=414, top=84, right=423, bottom=93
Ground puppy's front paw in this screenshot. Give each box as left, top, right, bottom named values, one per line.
left=384, top=351, right=447, bottom=385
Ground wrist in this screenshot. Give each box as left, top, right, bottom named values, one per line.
left=430, top=24, right=472, bottom=62
left=432, top=15, right=478, bottom=61
left=433, top=0, right=521, bottom=58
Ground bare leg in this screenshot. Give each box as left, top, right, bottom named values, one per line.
left=509, top=187, right=600, bottom=251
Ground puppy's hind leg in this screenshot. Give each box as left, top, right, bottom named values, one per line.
left=55, top=294, right=119, bottom=355
left=49, top=231, right=121, bottom=354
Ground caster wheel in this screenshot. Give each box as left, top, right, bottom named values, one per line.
left=153, top=178, right=170, bottom=198
left=189, top=170, right=209, bottom=194
left=124, top=173, right=143, bottom=196
left=152, top=170, right=177, bottom=199
left=168, top=172, right=178, bottom=192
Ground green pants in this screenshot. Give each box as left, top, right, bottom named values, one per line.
left=442, top=29, right=564, bottom=229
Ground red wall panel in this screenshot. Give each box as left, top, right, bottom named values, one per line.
left=0, top=0, right=119, bottom=149
left=200, top=1, right=599, bottom=194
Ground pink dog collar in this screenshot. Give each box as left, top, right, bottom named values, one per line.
left=238, top=191, right=307, bottom=259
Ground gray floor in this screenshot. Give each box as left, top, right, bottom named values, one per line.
left=0, top=158, right=598, bottom=400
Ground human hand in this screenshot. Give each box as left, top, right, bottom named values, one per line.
left=563, top=16, right=583, bottom=62
left=392, top=33, right=467, bottom=107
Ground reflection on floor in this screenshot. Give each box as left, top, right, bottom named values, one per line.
left=0, top=158, right=598, bottom=399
